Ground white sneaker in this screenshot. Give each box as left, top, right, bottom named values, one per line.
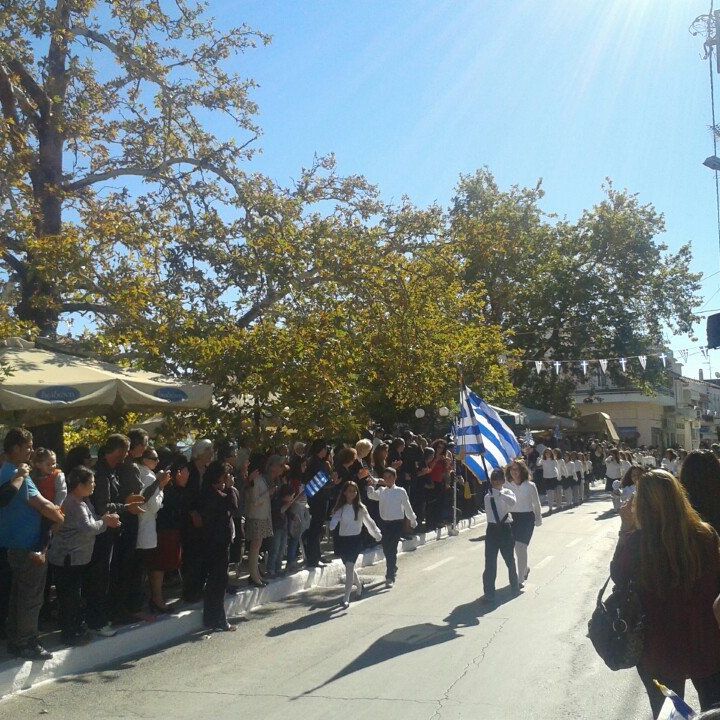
left=93, top=624, right=117, bottom=637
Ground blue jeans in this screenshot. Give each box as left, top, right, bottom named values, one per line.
left=267, top=528, right=288, bottom=575
left=287, top=535, right=300, bottom=564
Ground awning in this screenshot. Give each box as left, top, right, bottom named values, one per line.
left=520, top=406, right=577, bottom=431
left=488, top=404, right=524, bottom=424
left=0, top=338, right=213, bottom=424
left=576, top=412, right=620, bottom=442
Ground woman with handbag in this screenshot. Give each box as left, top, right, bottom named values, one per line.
left=610, top=469, right=720, bottom=717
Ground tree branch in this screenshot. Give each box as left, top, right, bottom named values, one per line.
left=236, top=271, right=322, bottom=328
left=0, top=56, right=50, bottom=113
left=60, top=301, right=112, bottom=315
left=63, top=155, right=247, bottom=200
left=1, top=250, right=27, bottom=277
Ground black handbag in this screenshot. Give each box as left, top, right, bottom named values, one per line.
left=587, top=575, right=645, bottom=670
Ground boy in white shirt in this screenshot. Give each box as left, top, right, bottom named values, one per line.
left=367, top=467, right=417, bottom=587
left=482, top=468, right=519, bottom=604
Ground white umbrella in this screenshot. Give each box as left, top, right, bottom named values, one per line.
left=0, top=338, right=213, bottom=423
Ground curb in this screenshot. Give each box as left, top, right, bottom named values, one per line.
left=0, top=514, right=484, bottom=700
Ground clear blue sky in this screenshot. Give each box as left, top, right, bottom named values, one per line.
left=215, top=0, right=718, bottom=378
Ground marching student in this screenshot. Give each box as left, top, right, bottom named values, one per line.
left=482, top=468, right=519, bottom=604
left=366, top=466, right=417, bottom=587
left=541, top=448, right=560, bottom=514
left=605, top=449, right=622, bottom=493
left=566, top=452, right=578, bottom=507
left=329, top=481, right=381, bottom=609
left=554, top=448, right=571, bottom=509
left=580, top=453, right=592, bottom=499
left=505, top=460, right=542, bottom=587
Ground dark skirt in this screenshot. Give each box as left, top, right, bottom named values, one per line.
left=512, top=512, right=536, bottom=545
left=533, top=469, right=546, bottom=495
left=544, top=476, right=558, bottom=490
left=146, top=529, right=182, bottom=571
left=561, top=475, right=572, bottom=489
left=335, top=532, right=363, bottom=564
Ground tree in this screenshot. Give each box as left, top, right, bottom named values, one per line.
left=450, top=169, right=702, bottom=414
left=1, top=0, right=269, bottom=335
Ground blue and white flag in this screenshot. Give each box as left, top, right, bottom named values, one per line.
left=655, top=681, right=695, bottom=719
left=304, top=469, right=331, bottom=499
left=455, top=386, right=521, bottom=480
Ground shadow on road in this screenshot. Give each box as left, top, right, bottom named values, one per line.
left=299, top=586, right=519, bottom=697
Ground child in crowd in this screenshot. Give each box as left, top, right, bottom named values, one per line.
left=266, top=484, right=295, bottom=578
left=329, top=480, right=381, bottom=608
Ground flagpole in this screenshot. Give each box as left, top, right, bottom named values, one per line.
left=449, top=363, right=463, bottom=536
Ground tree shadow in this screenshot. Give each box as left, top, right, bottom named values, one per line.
left=298, top=586, right=518, bottom=697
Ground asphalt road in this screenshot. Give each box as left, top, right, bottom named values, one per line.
left=0, top=489, right=693, bottom=719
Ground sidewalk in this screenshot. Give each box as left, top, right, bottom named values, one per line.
left=0, top=514, right=485, bottom=700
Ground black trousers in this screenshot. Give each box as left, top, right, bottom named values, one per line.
left=426, top=483, right=444, bottom=529
left=83, top=530, right=115, bottom=630
left=0, top=548, right=11, bottom=635
left=482, top=522, right=518, bottom=596
left=381, top=519, right=404, bottom=580
left=54, top=560, right=85, bottom=640
left=303, top=514, right=324, bottom=566
left=203, top=543, right=229, bottom=628
left=638, top=667, right=720, bottom=718
left=110, top=525, right=145, bottom=617
left=181, top=527, right=208, bottom=602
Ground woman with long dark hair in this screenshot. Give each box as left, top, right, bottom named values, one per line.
left=610, top=469, right=720, bottom=717
left=505, top=460, right=542, bottom=587
left=679, top=450, right=720, bottom=534
left=329, top=481, right=381, bottom=608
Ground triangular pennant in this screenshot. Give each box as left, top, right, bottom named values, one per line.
left=680, top=349, right=689, bottom=363
left=534, top=360, right=543, bottom=374
left=599, top=359, right=608, bottom=373
left=580, top=360, right=588, bottom=376
left=619, top=358, right=627, bottom=372
left=659, top=353, right=667, bottom=367
left=638, top=355, right=647, bottom=370
left=701, top=347, right=709, bottom=359
left=554, top=361, right=561, bottom=375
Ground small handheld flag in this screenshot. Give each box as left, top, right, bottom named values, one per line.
left=654, top=680, right=695, bottom=719
left=304, top=469, right=331, bottom=499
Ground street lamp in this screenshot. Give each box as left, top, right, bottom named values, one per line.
left=438, top=406, right=450, bottom=417
left=414, top=408, right=426, bottom=419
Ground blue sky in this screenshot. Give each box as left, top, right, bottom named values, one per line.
left=212, top=1, right=717, bottom=377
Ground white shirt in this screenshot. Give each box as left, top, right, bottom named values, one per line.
left=541, top=458, right=559, bottom=479
left=329, top=504, right=381, bottom=540
left=605, top=458, right=621, bottom=479
left=366, top=483, right=417, bottom=525
left=661, top=458, right=679, bottom=476
left=505, top=481, right=542, bottom=525
left=484, top=486, right=516, bottom=524
left=566, top=460, right=576, bottom=477
left=619, top=460, right=632, bottom=478
left=136, top=465, right=163, bottom=550
left=557, top=459, right=569, bottom=478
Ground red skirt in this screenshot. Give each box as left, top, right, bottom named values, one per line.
left=146, top=529, right=182, bottom=571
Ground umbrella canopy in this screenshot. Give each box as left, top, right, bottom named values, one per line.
left=520, top=406, right=578, bottom=431
left=0, top=338, right=213, bottom=424
left=576, top=412, right=620, bottom=442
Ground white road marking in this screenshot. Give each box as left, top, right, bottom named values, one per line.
left=566, top=537, right=583, bottom=547
left=423, top=557, right=456, bottom=572
left=534, top=555, right=554, bottom=570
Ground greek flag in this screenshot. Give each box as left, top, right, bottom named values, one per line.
left=455, top=386, right=521, bottom=480
left=655, top=681, right=695, bottom=719
left=304, top=469, right=330, bottom=499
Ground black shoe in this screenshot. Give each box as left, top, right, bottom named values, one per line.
left=225, top=585, right=240, bottom=596
left=248, top=578, right=267, bottom=588
left=6, top=641, right=20, bottom=657
left=19, top=642, right=53, bottom=660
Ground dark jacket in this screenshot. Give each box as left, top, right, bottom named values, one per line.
left=90, top=459, right=123, bottom=517
left=201, top=484, right=239, bottom=546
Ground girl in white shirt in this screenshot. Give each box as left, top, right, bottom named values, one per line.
left=604, top=449, right=621, bottom=493
left=329, top=481, right=382, bottom=608
left=505, top=460, right=542, bottom=586
left=555, top=448, right=571, bottom=509
left=540, top=449, right=560, bottom=514
left=661, top=449, right=679, bottom=477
